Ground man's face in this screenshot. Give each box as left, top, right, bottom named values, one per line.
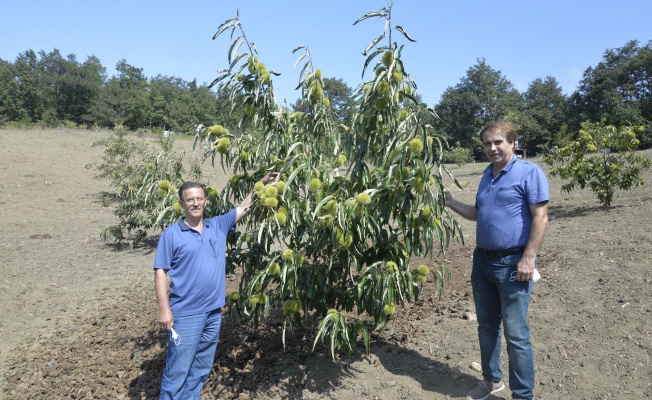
left=482, top=129, right=514, bottom=169
left=179, top=187, right=207, bottom=220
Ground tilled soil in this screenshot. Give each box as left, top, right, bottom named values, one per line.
left=1, top=128, right=651, bottom=399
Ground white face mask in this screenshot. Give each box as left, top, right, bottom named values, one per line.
left=509, top=269, right=541, bottom=283
left=171, top=328, right=181, bottom=346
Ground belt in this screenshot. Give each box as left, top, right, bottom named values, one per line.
left=477, top=247, right=525, bottom=258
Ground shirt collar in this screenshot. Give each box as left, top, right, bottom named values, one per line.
left=483, top=154, right=518, bottom=176
left=178, top=218, right=209, bottom=231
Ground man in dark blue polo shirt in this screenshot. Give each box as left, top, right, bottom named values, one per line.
left=154, top=172, right=277, bottom=400
left=445, top=121, right=549, bottom=400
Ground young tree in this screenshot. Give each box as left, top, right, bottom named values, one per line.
left=544, top=120, right=651, bottom=206
left=188, top=4, right=463, bottom=357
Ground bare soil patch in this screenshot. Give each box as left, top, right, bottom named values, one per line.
left=1, top=128, right=651, bottom=399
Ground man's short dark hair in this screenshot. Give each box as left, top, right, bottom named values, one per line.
left=178, top=181, right=206, bottom=200
left=480, top=121, right=517, bottom=144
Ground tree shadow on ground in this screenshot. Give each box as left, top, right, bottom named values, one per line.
left=547, top=203, right=624, bottom=220
left=369, top=338, right=476, bottom=398
left=126, top=323, right=168, bottom=399
left=127, top=311, right=475, bottom=399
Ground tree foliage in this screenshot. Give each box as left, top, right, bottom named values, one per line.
left=568, top=40, right=652, bottom=148
left=0, top=53, right=225, bottom=131
left=193, top=4, right=463, bottom=357
left=87, top=126, right=203, bottom=246
left=544, top=120, right=651, bottom=206
left=518, top=76, right=567, bottom=154
left=292, top=76, right=354, bottom=123
left=433, top=59, right=523, bottom=157
left=3, top=37, right=652, bottom=159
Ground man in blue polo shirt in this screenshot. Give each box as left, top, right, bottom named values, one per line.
left=154, top=172, right=277, bottom=400
left=445, top=121, right=549, bottom=400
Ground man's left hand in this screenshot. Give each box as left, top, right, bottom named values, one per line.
left=261, top=171, right=279, bottom=185
left=516, top=256, right=536, bottom=281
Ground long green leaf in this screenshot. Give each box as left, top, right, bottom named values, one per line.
left=363, top=33, right=386, bottom=56
left=292, top=45, right=307, bottom=54
left=208, top=73, right=230, bottom=89
left=284, top=163, right=307, bottom=189
left=353, top=11, right=386, bottom=25
left=395, top=25, right=417, bottom=42
left=229, top=52, right=248, bottom=70
left=213, top=18, right=236, bottom=40
left=229, top=38, right=245, bottom=65
left=293, top=53, right=307, bottom=71
left=361, top=48, right=385, bottom=79
left=312, top=195, right=335, bottom=219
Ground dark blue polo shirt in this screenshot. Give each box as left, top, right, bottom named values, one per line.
left=475, top=157, right=549, bottom=251
left=154, top=209, right=236, bottom=317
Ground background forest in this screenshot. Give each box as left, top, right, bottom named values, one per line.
left=1, top=39, right=651, bottom=159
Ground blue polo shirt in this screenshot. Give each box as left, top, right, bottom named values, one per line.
left=475, top=157, right=549, bottom=251
left=154, top=209, right=237, bottom=317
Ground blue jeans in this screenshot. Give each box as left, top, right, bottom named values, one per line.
left=159, top=308, right=222, bottom=400
left=472, top=248, right=535, bottom=400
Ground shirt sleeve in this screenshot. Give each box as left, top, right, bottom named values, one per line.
left=526, top=165, right=550, bottom=205
left=153, top=229, right=173, bottom=270
left=215, top=208, right=237, bottom=234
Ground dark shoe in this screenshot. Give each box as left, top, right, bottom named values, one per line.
left=465, top=379, right=505, bottom=400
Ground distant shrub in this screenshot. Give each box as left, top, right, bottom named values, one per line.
left=545, top=120, right=652, bottom=206
left=63, top=120, right=77, bottom=129
left=442, top=142, right=474, bottom=166
left=87, top=125, right=205, bottom=246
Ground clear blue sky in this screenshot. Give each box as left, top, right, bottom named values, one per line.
left=2, top=0, right=651, bottom=107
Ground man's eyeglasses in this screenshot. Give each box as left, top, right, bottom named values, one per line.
left=183, top=197, right=205, bottom=204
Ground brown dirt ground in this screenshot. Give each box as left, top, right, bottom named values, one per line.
left=0, top=128, right=651, bottom=399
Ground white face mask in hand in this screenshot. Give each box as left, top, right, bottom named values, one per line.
left=509, top=269, right=541, bottom=283
left=171, top=328, right=181, bottom=346
left=533, top=269, right=541, bottom=283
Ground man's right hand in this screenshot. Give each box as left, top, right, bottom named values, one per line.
left=158, top=308, right=174, bottom=332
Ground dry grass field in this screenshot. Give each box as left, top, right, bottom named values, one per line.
left=1, top=128, right=651, bottom=399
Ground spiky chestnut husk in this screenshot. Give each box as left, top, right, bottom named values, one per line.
left=377, top=81, right=390, bottom=95
left=385, top=261, right=397, bottom=273
left=272, top=212, right=287, bottom=225
left=308, top=178, right=321, bottom=193
left=264, top=197, right=278, bottom=208
left=216, top=137, right=230, bottom=154
left=267, top=263, right=280, bottom=275
left=408, top=138, right=424, bottom=154
left=265, top=185, right=278, bottom=198
left=356, top=193, right=371, bottom=206
left=282, top=249, right=294, bottom=260
left=382, top=51, right=394, bottom=67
